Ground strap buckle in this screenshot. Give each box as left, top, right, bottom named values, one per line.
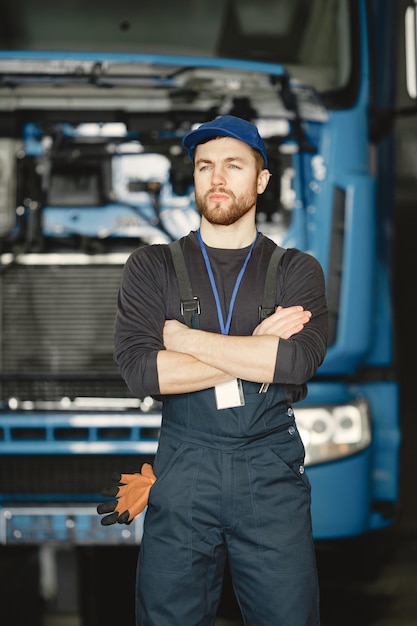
left=258, top=305, right=277, bottom=322
left=181, top=297, right=201, bottom=317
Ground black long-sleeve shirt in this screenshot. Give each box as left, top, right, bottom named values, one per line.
left=114, top=231, right=328, bottom=403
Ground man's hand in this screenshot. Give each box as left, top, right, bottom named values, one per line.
left=163, top=319, right=191, bottom=353
left=253, top=306, right=311, bottom=339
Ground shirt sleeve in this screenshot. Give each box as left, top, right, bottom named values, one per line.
left=114, top=245, right=169, bottom=398
left=273, top=248, right=328, bottom=386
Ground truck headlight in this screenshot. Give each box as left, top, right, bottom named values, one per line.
left=295, top=400, right=371, bottom=466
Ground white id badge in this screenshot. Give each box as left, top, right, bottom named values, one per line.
left=215, top=378, right=245, bottom=410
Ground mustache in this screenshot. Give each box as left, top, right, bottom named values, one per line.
left=206, top=187, right=235, bottom=198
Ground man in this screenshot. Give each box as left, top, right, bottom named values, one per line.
left=113, top=115, right=328, bottom=625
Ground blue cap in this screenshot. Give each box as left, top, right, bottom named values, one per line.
left=182, top=115, right=268, bottom=168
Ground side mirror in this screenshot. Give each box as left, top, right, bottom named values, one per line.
left=405, top=1, right=417, bottom=98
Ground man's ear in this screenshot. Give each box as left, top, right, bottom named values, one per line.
left=257, top=169, right=272, bottom=195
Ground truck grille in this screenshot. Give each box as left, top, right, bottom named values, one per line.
left=0, top=253, right=132, bottom=401
left=0, top=454, right=155, bottom=496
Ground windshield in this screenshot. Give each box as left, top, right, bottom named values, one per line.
left=1, top=0, right=354, bottom=102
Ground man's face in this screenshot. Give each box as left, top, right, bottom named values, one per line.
left=193, top=136, right=268, bottom=226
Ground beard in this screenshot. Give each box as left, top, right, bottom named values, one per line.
left=195, top=186, right=257, bottom=226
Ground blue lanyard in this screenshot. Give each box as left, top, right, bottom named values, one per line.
left=197, top=228, right=258, bottom=335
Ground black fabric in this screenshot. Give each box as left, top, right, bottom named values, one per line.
left=169, top=239, right=201, bottom=329
left=259, top=244, right=286, bottom=321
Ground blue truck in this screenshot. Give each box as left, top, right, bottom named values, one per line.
left=0, top=0, right=408, bottom=621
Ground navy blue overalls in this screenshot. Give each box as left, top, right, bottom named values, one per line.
left=135, top=237, right=320, bottom=625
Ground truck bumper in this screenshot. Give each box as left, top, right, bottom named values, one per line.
left=0, top=504, right=145, bottom=545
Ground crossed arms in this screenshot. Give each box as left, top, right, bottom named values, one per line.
left=158, top=306, right=311, bottom=394
left=114, top=243, right=328, bottom=399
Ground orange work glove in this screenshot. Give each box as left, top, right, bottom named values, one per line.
left=97, top=463, right=156, bottom=526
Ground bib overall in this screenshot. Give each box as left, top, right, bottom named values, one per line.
left=135, top=235, right=321, bottom=625
left=136, top=382, right=320, bottom=625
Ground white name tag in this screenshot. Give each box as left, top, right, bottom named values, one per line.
left=215, top=378, right=245, bottom=410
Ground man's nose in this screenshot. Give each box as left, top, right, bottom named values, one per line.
left=211, top=166, right=226, bottom=186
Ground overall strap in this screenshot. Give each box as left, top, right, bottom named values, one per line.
left=169, top=240, right=286, bottom=327
left=169, top=240, right=201, bottom=329
left=258, top=245, right=286, bottom=322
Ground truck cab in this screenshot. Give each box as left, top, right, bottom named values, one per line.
left=0, top=0, right=401, bottom=621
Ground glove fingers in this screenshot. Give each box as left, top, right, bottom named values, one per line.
left=100, top=485, right=120, bottom=498
left=99, top=511, right=120, bottom=526
left=98, top=465, right=156, bottom=525
left=97, top=500, right=117, bottom=515
left=117, top=510, right=131, bottom=525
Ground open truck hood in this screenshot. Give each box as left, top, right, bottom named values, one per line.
left=0, top=52, right=327, bottom=124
